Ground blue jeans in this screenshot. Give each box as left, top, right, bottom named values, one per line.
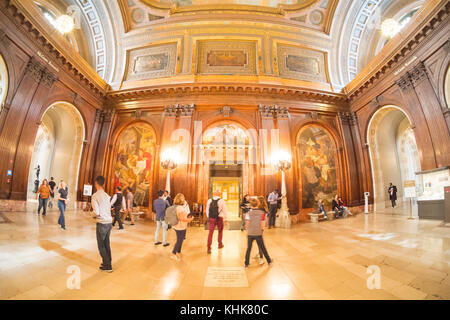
left=58, top=200, right=66, bottom=229
left=38, top=197, right=48, bottom=215
left=155, top=220, right=168, bottom=244
left=172, top=229, right=186, bottom=254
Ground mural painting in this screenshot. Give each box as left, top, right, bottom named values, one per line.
left=113, top=124, right=156, bottom=207
left=298, top=126, right=338, bottom=208
left=206, top=50, right=247, bottom=67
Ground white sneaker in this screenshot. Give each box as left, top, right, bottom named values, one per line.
left=170, top=254, right=180, bottom=261
left=259, top=258, right=264, bottom=265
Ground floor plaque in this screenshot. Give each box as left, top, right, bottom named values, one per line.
left=204, top=267, right=248, bottom=287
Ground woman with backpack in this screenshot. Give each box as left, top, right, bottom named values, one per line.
left=168, top=193, right=193, bottom=261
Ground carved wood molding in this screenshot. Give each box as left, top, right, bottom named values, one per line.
left=396, top=62, right=430, bottom=91
left=258, top=104, right=289, bottom=119
left=164, top=103, right=195, bottom=118
left=2, top=0, right=107, bottom=98
left=108, top=84, right=347, bottom=106
left=347, top=1, right=450, bottom=100
left=338, top=112, right=357, bottom=126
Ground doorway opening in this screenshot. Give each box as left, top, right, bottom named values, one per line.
left=367, top=106, right=421, bottom=214
left=209, top=163, right=242, bottom=227
left=27, top=102, right=85, bottom=206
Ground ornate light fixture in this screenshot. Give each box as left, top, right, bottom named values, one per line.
left=272, top=150, right=292, bottom=229
left=161, top=149, right=178, bottom=193
left=55, top=15, right=74, bottom=34
left=381, top=18, right=400, bottom=38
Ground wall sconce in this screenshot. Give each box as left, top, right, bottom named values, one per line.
left=160, top=149, right=178, bottom=193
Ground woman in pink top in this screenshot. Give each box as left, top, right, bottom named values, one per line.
left=171, top=193, right=193, bottom=261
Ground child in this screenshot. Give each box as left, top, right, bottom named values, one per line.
left=244, top=198, right=272, bottom=268
left=318, top=199, right=329, bottom=220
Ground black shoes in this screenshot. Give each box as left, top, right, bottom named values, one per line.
left=163, top=243, right=170, bottom=247
left=99, top=265, right=113, bottom=272
left=155, top=242, right=162, bottom=245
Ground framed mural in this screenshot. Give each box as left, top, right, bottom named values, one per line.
left=277, top=44, right=327, bottom=83
left=126, top=42, right=178, bottom=81
left=113, top=123, right=156, bottom=207
left=297, top=125, right=337, bottom=209
left=197, top=40, right=257, bottom=75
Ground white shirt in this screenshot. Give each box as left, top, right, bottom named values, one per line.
left=111, top=192, right=126, bottom=210
left=92, top=189, right=112, bottom=224
left=206, top=196, right=227, bottom=219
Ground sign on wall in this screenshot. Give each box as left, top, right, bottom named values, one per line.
left=83, top=184, right=93, bottom=196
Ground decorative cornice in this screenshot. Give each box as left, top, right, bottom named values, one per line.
left=107, top=84, right=347, bottom=105
left=164, top=103, right=195, bottom=118
left=3, top=0, right=108, bottom=98
left=258, top=104, right=289, bottom=119
left=346, top=1, right=450, bottom=100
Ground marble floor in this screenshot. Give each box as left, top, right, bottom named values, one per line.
left=0, top=206, right=449, bottom=300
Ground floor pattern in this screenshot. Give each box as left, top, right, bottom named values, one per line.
left=0, top=206, right=449, bottom=300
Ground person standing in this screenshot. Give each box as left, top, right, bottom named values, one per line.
left=111, top=186, right=126, bottom=230
left=267, top=189, right=281, bottom=229
left=240, top=194, right=250, bottom=231
left=37, top=179, right=51, bottom=216
left=171, top=193, right=193, bottom=261
left=92, top=176, right=113, bottom=272
left=57, top=181, right=68, bottom=230
left=48, top=177, right=56, bottom=209
left=332, top=195, right=343, bottom=219
left=244, top=198, right=272, bottom=268
left=388, top=183, right=397, bottom=208
left=206, top=190, right=227, bottom=254
left=154, top=190, right=170, bottom=246
left=164, top=190, right=174, bottom=206
left=123, top=187, right=135, bottom=225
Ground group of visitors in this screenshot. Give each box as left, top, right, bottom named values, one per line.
left=317, top=195, right=353, bottom=219
left=150, top=188, right=273, bottom=268
left=36, top=177, right=69, bottom=230
left=110, top=186, right=136, bottom=229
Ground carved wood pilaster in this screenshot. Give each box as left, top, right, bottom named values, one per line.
left=395, top=73, right=413, bottom=91
left=164, top=103, right=195, bottom=118
left=338, top=112, right=357, bottom=126
left=409, top=62, right=429, bottom=88
left=258, top=104, right=289, bottom=119
left=25, top=58, right=44, bottom=83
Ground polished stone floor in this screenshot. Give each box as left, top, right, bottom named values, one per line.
left=0, top=206, right=449, bottom=300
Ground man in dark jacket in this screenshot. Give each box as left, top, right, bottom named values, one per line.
left=388, top=183, right=397, bottom=208
left=154, top=190, right=170, bottom=246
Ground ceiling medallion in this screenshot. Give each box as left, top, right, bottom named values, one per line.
left=309, top=9, right=323, bottom=25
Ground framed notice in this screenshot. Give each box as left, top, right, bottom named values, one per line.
left=83, top=184, right=93, bottom=196
left=403, top=180, right=416, bottom=198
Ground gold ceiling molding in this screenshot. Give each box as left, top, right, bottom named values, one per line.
left=345, top=0, right=450, bottom=101
left=6, top=0, right=108, bottom=97
left=106, top=82, right=347, bottom=105
left=139, top=0, right=318, bottom=16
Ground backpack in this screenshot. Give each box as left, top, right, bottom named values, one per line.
left=165, top=205, right=178, bottom=226
left=209, top=198, right=220, bottom=219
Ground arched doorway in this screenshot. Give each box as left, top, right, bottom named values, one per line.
left=445, top=64, right=450, bottom=108
left=367, top=106, right=421, bottom=213
left=111, top=122, right=157, bottom=208
left=296, top=125, right=339, bottom=210
left=198, top=122, right=256, bottom=225
left=27, top=102, right=85, bottom=206
left=0, top=54, right=7, bottom=110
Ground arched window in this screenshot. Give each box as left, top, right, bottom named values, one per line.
left=0, top=54, right=8, bottom=112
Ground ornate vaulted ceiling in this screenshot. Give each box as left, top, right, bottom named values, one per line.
left=20, top=0, right=427, bottom=93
